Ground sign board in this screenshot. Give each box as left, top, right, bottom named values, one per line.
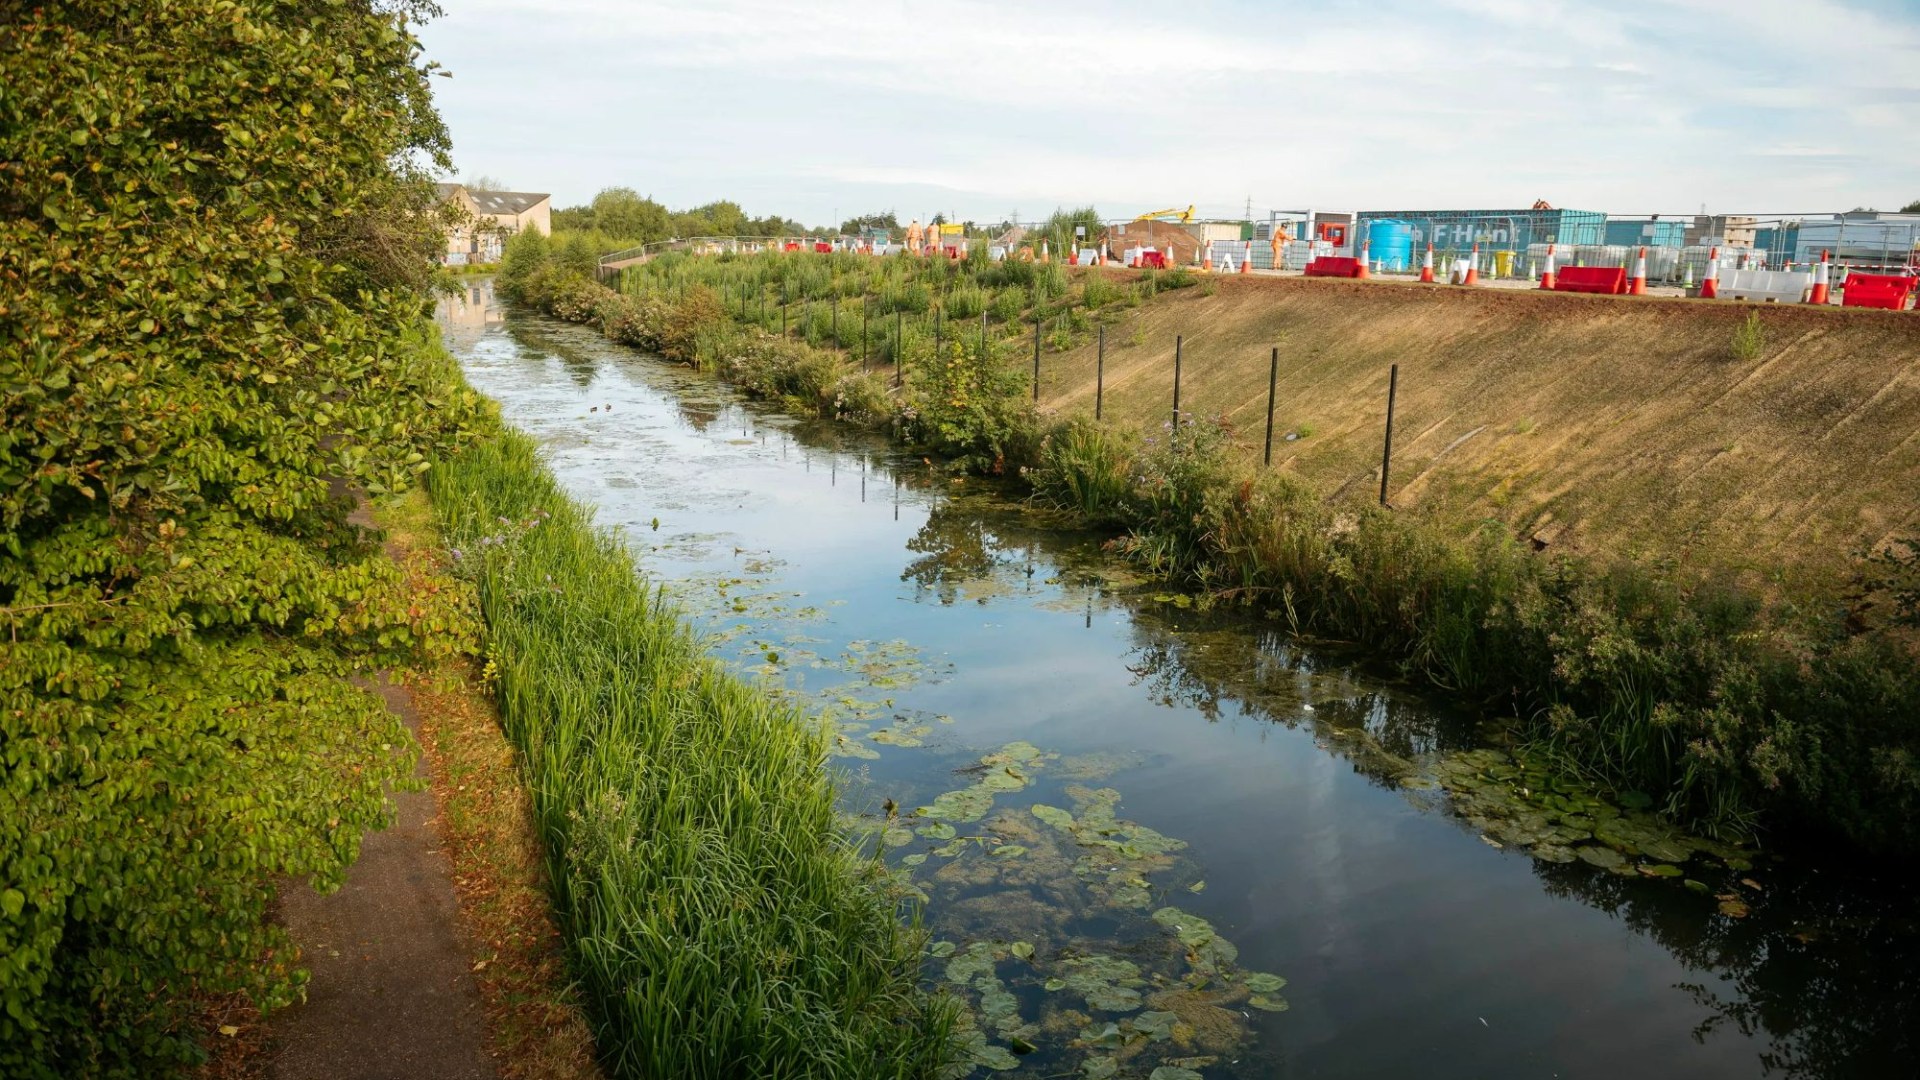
left=1074, top=225, right=1086, bottom=238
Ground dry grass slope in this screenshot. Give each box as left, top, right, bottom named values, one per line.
left=1041, top=274, right=1920, bottom=586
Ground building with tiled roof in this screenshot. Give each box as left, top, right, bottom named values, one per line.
left=435, top=183, right=551, bottom=265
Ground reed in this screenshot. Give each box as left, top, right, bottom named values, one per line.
left=425, top=432, right=958, bottom=1078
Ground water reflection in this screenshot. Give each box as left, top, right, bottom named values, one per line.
left=447, top=284, right=1918, bottom=1079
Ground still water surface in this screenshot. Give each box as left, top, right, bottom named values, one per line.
left=439, top=281, right=1915, bottom=1079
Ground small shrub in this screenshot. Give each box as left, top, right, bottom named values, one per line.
left=1033, top=419, right=1137, bottom=523
left=1082, top=273, right=1120, bottom=309
left=1730, top=312, right=1765, bottom=360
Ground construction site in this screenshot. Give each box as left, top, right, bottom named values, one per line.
left=658, top=202, right=1920, bottom=310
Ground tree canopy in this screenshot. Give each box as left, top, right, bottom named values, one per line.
left=1, top=1, right=485, bottom=1070
left=551, top=187, right=816, bottom=242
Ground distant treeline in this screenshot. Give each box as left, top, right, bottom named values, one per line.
left=551, top=187, right=821, bottom=244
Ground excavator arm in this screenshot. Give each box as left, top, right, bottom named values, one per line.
left=1134, top=204, right=1196, bottom=224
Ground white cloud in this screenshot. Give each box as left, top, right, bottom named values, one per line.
left=421, top=0, right=1920, bottom=223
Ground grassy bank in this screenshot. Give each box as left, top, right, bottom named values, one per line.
left=422, top=430, right=956, bottom=1078
left=493, top=244, right=1920, bottom=859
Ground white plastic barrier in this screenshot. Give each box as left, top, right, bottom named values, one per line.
left=1279, top=240, right=1334, bottom=271
left=1718, top=269, right=1812, bottom=303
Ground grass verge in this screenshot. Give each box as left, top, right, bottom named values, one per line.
left=422, top=430, right=956, bottom=1078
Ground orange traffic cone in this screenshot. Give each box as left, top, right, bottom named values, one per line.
left=1239, top=241, right=1251, bottom=274
left=1629, top=246, right=1648, bottom=296
left=1539, top=244, right=1556, bottom=290
left=1040, top=240, right=1050, bottom=264
left=1419, top=243, right=1435, bottom=283
left=1358, top=240, right=1372, bottom=279
left=1700, top=248, right=1719, bottom=299
left=1463, top=244, right=1480, bottom=286
left=1809, top=250, right=1831, bottom=304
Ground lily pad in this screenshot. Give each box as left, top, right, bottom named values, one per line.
left=921, top=786, right=996, bottom=823
left=901, top=853, right=927, bottom=868
left=990, top=844, right=1029, bottom=859
left=917, top=822, right=957, bottom=841
left=1081, top=1058, right=1119, bottom=1079
left=1079, top=1022, right=1126, bottom=1049
left=1010, top=942, right=1034, bottom=961
left=1639, top=863, right=1684, bottom=878
left=980, top=988, right=1020, bottom=1022
left=881, top=826, right=913, bottom=847
left=929, top=940, right=956, bottom=958
left=1150, top=1068, right=1204, bottom=1080
left=1031, top=804, right=1075, bottom=830
left=1247, top=993, right=1291, bottom=1012
left=1575, top=845, right=1627, bottom=870
left=1127, top=1010, right=1179, bottom=1042
left=1242, top=972, right=1287, bottom=993
left=979, top=766, right=1031, bottom=793
left=1187, top=880, right=1206, bottom=894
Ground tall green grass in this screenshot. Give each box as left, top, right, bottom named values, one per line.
left=425, top=432, right=957, bottom=1078
left=1032, top=416, right=1920, bottom=851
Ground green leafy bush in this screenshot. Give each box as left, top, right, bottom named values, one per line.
left=1, top=1, right=487, bottom=1071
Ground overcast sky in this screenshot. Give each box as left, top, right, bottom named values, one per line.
left=419, top=0, right=1920, bottom=226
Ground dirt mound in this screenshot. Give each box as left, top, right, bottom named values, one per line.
left=1041, top=273, right=1920, bottom=583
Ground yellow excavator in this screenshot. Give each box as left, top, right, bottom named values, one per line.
left=1135, top=205, right=1195, bottom=224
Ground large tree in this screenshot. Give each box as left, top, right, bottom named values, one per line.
left=589, top=185, right=671, bottom=243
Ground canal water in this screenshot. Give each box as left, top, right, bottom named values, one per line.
left=438, top=280, right=1916, bottom=1079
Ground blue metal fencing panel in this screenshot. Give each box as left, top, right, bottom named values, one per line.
left=1356, top=209, right=1605, bottom=252
left=1604, top=220, right=1687, bottom=247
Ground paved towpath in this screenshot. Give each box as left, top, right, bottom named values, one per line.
left=268, top=679, right=496, bottom=1080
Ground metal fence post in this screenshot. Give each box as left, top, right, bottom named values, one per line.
left=1380, top=363, right=1398, bottom=506
left=1032, top=316, right=1041, bottom=402
left=1264, top=345, right=1279, bottom=466
left=1172, top=334, right=1183, bottom=428
left=895, top=309, right=903, bottom=388
left=1096, top=324, right=1105, bottom=421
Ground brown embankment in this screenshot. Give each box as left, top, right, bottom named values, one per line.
left=1041, top=272, right=1920, bottom=584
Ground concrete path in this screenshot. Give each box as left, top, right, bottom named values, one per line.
left=268, top=681, right=496, bottom=1080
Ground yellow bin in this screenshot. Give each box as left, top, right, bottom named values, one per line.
left=1493, top=250, right=1516, bottom=278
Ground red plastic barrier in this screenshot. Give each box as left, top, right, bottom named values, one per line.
left=1304, top=256, right=1365, bottom=278
left=1139, top=250, right=1168, bottom=270
left=813, top=241, right=832, bottom=253
left=1841, top=273, right=1917, bottom=310
left=1553, top=266, right=1628, bottom=295
left=783, top=241, right=802, bottom=252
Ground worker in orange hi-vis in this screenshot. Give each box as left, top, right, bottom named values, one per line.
left=905, top=219, right=924, bottom=253
left=1270, top=222, right=1291, bottom=269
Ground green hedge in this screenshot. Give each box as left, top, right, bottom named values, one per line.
left=1, top=2, right=485, bottom=1071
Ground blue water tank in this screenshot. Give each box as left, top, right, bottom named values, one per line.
left=1366, top=219, right=1415, bottom=272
